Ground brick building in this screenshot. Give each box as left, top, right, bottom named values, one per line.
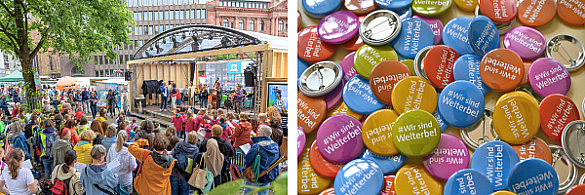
left=207, top=0, right=288, bottom=37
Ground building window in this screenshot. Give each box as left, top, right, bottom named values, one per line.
left=239, top=20, right=244, bottom=30
left=159, top=11, right=163, bottom=20
left=180, top=10, right=185, bottom=20
left=279, top=20, right=283, bottom=31
left=154, top=11, right=159, bottom=20
left=98, top=56, right=103, bottom=65
left=260, top=20, right=264, bottom=31
left=175, top=10, right=180, bottom=20
left=196, top=9, right=201, bottom=19
left=165, top=11, right=169, bottom=20
left=71, top=66, right=84, bottom=75
left=170, top=10, right=174, bottom=20
left=190, top=10, right=195, bottom=19
left=49, top=56, right=53, bottom=71
left=223, top=19, right=229, bottom=27
left=154, top=25, right=159, bottom=34
left=201, top=9, right=206, bottom=19
left=249, top=20, right=254, bottom=31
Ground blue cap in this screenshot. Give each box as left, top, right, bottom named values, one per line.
left=342, top=75, right=385, bottom=114
left=470, top=140, right=520, bottom=191
left=452, top=54, right=491, bottom=95
left=360, top=149, right=406, bottom=175
left=334, top=159, right=384, bottom=195
left=374, top=0, right=412, bottom=10
left=442, top=17, right=475, bottom=55
left=391, top=18, right=435, bottom=59
left=508, top=158, right=559, bottom=195
left=298, top=57, right=310, bottom=79
left=444, top=169, right=494, bottom=195
left=302, top=0, right=342, bottom=18
left=468, top=16, right=500, bottom=56
left=437, top=80, right=485, bottom=128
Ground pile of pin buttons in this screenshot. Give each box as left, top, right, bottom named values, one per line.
left=297, top=0, right=585, bottom=194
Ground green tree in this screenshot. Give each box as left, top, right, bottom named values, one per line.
left=0, top=0, right=134, bottom=109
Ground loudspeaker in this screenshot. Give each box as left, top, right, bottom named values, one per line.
left=244, top=65, right=255, bottom=87
left=124, top=71, right=132, bottom=81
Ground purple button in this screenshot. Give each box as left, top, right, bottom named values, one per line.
left=528, top=58, right=571, bottom=97
left=413, top=15, right=444, bottom=45
left=318, top=11, right=360, bottom=44
left=341, top=52, right=358, bottom=83
left=316, top=114, right=364, bottom=163
left=324, top=81, right=343, bottom=110
left=298, top=126, right=306, bottom=158
left=503, top=26, right=546, bottom=60
left=422, top=133, right=470, bottom=181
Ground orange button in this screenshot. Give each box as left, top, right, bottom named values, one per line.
left=327, top=100, right=364, bottom=120
left=479, top=48, right=525, bottom=92
left=341, top=35, right=365, bottom=51
left=517, top=0, right=556, bottom=27
left=382, top=175, right=396, bottom=195
left=510, top=137, right=553, bottom=164
left=298, top=93, right=327, bottom=134
left=298, top=26, right=338, bottom=63
left=424, top=45, right=459, bottom=89
left=370, top=60, right=412, bottom=105
left=299, top=148, right=334, bottom=194
left=519, top=60, right=533, bottom=86
left=309, top=141, right=344, bottom=179
left=319, top=188, right=336, bottom=195
left=557, top=0, right=585, bottom=26
left=298, top=11, right=302, bottom=30
left=566, top=184, right=585, bottom=195
left=538, top=94, right=580, bottom=142
left=479, top=0, right=518, bottom=23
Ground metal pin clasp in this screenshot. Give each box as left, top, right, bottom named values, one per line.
left=312, top=64, right=325, bottom=90
left=578, top=125, right=585, bottom=163
left=550, top=38, right=577, bottom=67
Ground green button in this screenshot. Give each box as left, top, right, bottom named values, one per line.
left=400, top=59, right=416, bottom=76
left=354, top=44, right=398, bottom=79
left=411, top=0, right=452, bottom=16
left=391, top=109, right=441, bottom=158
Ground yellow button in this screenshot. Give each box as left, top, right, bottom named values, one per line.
left=327, top=101, right=363, bottom=120
left=453, top=0, right=477, bottom=12
left=298, top=148, right=334, bottom=194
left=395, top=164, right=443, bottom=195
left=392, top=76, right=438, bottom=114
left=362, top=109, right=400, bottom=156
left=491, top=191, right=518, bottom=195
left=493, top=91, right=540, bottom=144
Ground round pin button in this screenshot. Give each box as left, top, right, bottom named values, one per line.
left=362, top=109, right=401, bottom=156
left=433, top=107, right=449, bottom=132
left=557, top=0, right=585, bottom=26
left=394, top=7, right=413, bottom=21
left=517, top=0, right=556, bottom=27
left=401, top=59, right=417, bottom=76
left=567, top=185, right=585, bottom=195
left=442, top=17, right=476, bottom=55
left=508, top=158, right=559, bottom=195
left=391, top=76, right=438, bottom=114
left=392, top=109, right=441, bottom=158
left=382, top=175, right=396, bottom=195
left=298, top=93, right=327, bottom=134
left=298, top=26, right=337, bottom=63
left=411, top=0, right=452, bottom=16
left=539, top=94, right=580, bottom=142
left=298, top=57, right=310, bottom=79
left=324, top=81, right=344, bottom=110
left=444, top=169, right=494, bottom=195
left=299, top=61, right=344, bottom=97
left=479, top=48, right=524, bottom=92
left=549, top=145, right=578, bottom=194
left=302, top=0, right=342, bottom=18
left=354, top=44, right=399, bottom=79
left=299, top=148, right=334, bottom=194
left=298, top=11, right=301, bottom=30
left=341, top=52, right=358, bottom=83
left=503, top=26, right=546, bottom=60
left=361, top=149, right=406, bottom=174
left=460, top=108, right=498, bottom=149
left=510, top=137, right=553, bottom=164
left=395, top=164, right=443, bottom=195
left=298, top=126, right=307, bottom=158
left=317, top=114, right=365, bottom=163
left=414, top=46, right=433, bottom=80
left=519, top=60, right=533, bottom=86
left=319, top=188, right=335, bottom=195
left=468, top=16, right=500, bottom=56
left=334, top=159, right=384, bottom=194
left=309, top=141, right=345, bottom=179
left=390, top=18, right=435, bottom=59
left=470, top=140, right=520, bottom=191
left=453, top=54, right=491, bottom=94
left=478, top=0, right=517, bottom=23
left=561, top=120, right=585, bottom=168
left=341, top=35, right=366, bottom=51
left=529, top=58, right=571, bottom=97
left=318, top=11, right=360, bottom=44
left=343, top=75, right=386, bottom=114
left=345, top=0, right=378, bottom=15
left=423, top=133, right=470, bottom=180
left=424, top=45, right=460, bottom=89
left=438, top=81, right=485, bottom=128
left=327, top=100, right=364, bottom=120
left=491, top=191, right=517, bottom=195
left=454, top=0, right=478, bottom=11
left=544, top=34, right=585, bottom=72
left=493, top=91, right=540, bottom=144
left=359, top=10, right=402, bottom=46
left=413, top=15, right=444, bottom=45
left=374, top=0, right=412, bottom=10
left=369, top=60, right=412, bottom=106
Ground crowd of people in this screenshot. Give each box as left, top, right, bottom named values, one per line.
left=160, top=78, right=247, bottom=114
left=0, top=84, right=286, bottom=195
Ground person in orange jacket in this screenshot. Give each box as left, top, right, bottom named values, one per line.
left=129, top=134, right=176, bottom=195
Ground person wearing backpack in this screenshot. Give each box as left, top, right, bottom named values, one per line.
left=171, top=131, right=199, bottom=195
left=50, top=150, right=85, bottom=195
left=243, top=126, right=280, bottom=195
left=232, top=113, right=253, bottom=154
left=11, top=121, right=32, bottom=161
left=51, top=129, right=73, bottom=168
left=80, top=145, right=118, bottom=195
left=37, top=120, right=58, bottom=183
left=129, top=134, right=176, bottom=195
left=106, top=131, right=137, bottom=194
left=24, top=115, right=40, bottom=164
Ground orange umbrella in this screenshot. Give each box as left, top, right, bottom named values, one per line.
left=56, top=76, right=77, bottom=89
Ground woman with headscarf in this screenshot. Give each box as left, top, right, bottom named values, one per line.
left=194, top=137, right=225, bottom=192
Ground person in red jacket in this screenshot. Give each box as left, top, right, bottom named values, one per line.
left=194, top=109, right=207, bottom=131
left=171, top=109, right=185, bottom=139
left=232, top=113, right=253, bottom=154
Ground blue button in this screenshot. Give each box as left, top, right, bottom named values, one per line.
left=468, top=16, right=500, bottom=56
left=390, top=18, right=435, bottom=59
left=302, top=0, right=342, bottom=18
left=470, top=140, right=520, bottom=191
left=374, top=0, right=412, bottom=10
left=433, top=106, right=448, bottom=132
left=334, top=159, right=384, bottom=195
left=394, top=6, right=413, bottom=20
left=444, top=169, right=494, bottom=195
left=437, top=81, right=485, bottom=128
left=361, top=149, right=406, bottom=175
left=342, top=75, right=385, bottom=114
left=298, top=57, right=310, bottom=79
left=508, top=158, right=559, bottom=195
left=442, top=17, right=475, bottom=55
left=452, top=54, right=491, bottom=95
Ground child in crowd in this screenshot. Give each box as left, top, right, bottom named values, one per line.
left=210, top=110, right=219, bottom=125
left=129, top=118, right=138, bottom=133
left=76, top=116, right=89, bottom=134
left=194, top=109, right=206, bottom=131
left=172, top=109, right=185, bottom=139
left=203, top=124, right=212, bottom=139
left=183, top=110, right=196, bottom=139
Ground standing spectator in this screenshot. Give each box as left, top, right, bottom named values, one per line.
left=106, top=90, right=116, bottom=117
left=38, top=120, right=59, bottom=183
left=50, top=150, right=85, bottom=195
left=52, top=91, right=61, bottom=111
left=80, top=145, right=118, bottom=195
left=74, top=130, right=96, bottom=165
left=269, top=117, right=284, bottom=149
left=257, top=113, right=269, bottom=130
left=160, top=82, right=169, bottom=111
left=232, top=113, right=253, bottom=153
left=82, top=88, right=90, bottom=113
left=129, top=134, right=176, bottom=195
left=172, top=109, right=185, bottom=139
left=199, top=125, right=234, bottom=160
left=214, top=80, right=223, bottom=109
left=218, top=117, right=232, bottom=141
left=101, top=124, right=118, bottom=154
left=171, top=131, right=199, bottom=195
left=77, top=116, right=90, bottom=134
left=89, top=92, right=98, bottom=119
left=51, top=128, right=74, bottom=167
left=244, top=126, right=280, bottom=195
left=183, top=110, right=196, bottom=142
left=173, top=83, right=182, bottom=107
left=106, top=131, right=137, bottom=194
left=194, top=109, right=207, bottom=131
left=11, top=121, right=32, bottom=160
left=193, top=134, right=224, bottom=190
left=64, top=119, right=80, bottom=145
left=200, top=84, right=208, bottom=109
left=90, top=121, right=104, bottom=145
left=0, top=95, right=8, bottom=117
left=234, top=84, right=245, bottom=114
left=169, top=82, right=177, bottom=110
left=0, top=149, right=39, bottom=195
left=188, top=81, right=197, bottom=108
left=74, top=90, right=83, bottom=109
left=94, top=109, right=108, bottom=123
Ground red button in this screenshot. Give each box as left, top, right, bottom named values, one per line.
left=517, top=0, right=556, bottom=27
left=557, top=0, right=585, bottom=26
left=382, top=175, right=396, bottom=195
left=479, top=0, right=518, bottom=23
left=424, top=45, right=459, bottom=89
left=510, top=137, right=553, bottom=164
left=298, top=26, right=337, bottom=63
left=319, top=188, right=335, bottom=195
left=566, top=184, right=585, bottom=195
left=479, top=48, right=524, bottom=92
left=369, top=60, right=412, bottom=106
left=341, top=35, right=365, bottom=51
left=539, top=94, right=580, bottom=142
left=309, top=141, right=344, bottom=179
left=519, top=60, right=533, bottom=86
left=298, top=93, right=327, bottom=134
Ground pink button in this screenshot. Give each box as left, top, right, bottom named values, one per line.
left=298, top=126, right=306, bottom=158
left=503, top=26, right=546, bottom=60
left=413, top=15, right=444, bottom=45
left=316, top=114, right=364, bottom=163
left=340, top=52, right=359, bottom=83
left=422, top=133, right=470, bottom=180
left=528, top=58, right=571, bottom=97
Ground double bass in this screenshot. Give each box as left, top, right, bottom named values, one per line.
left=211, top=89, right=217, bottom=109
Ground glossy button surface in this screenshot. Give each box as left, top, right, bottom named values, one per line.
left=413, top=15, right=444, bottom=45
left=345, top=0, right=378, bottom=15
left=560, top=120, right=585, bottom=168
left=442, top=17, right=475, bottom=55
left=567, top=184, right=585, bottom=195
left=298, top=26, right=337, bottom=63
left=470, top=140, right=520, bottom=191
left=453, top=54, right=491, bottom=94
left=392, top=109, right=441, bottom=158
left=374, top=0, right=413, bottom=10
left=309, top=141, right=344, bottom=179
left=468, top=16, right=500, bottom=56
left=299, top=148, right=334, bottom=194
left=539, top=94, right=580, bottom=142
left=362, top=109, right=401, bottom=155
left=401, top=59, right=416, bottom=75
left=334, top=159, right=385, bottom=195
left=319, top=188, right=335, bottom=195
left=323, top=81, right=344, bottom=110
left=343, top=75, right=385, bottom=114
left=493, top=91, right=540, bottom=144
left=341, top=35, right=366, bottom=51
left=517, top=0, right=556, bottom=27
left=369, top=60, right=411, bottom=106
left=391, top=18, right=435, bottom=59
left=508, top=158, right=559, bottom=195
left=316, top=114, right=365, bottom=163
left=444, top=169, right=494, bottom=195
left=511, top=137, right=553, bottom=164
left=341, top=52, right=358, bottom=83
left=423, top=133, right=470, bottom=180
left=454, top=0, right=478, bottom=11
left=528, top=58, right=571, bottom=97
left=327, top=100, right=364, bottom=120
left=298, top=57, right=310, bottom=79
left=424, top=45, right=460, bottom=89
left=354, top=44, right=399, bottom=79
left=303, top=0, right=342, bottom=18
left=411, top=0, right=452, bottom=16
left=391, top=76, right=438, bottom=114
left=478, top=0, right=518, bottom=23
left=361, top=149, right=406, bottom=174
left=503, top=26, right=546, bottom=60
left=395, top=164, right=443, bottom=195
left=298, top=126, right=306, bottom=158
left=491, top=191, right=517, bottom=195
left=438, top=81, right=485, bottom=128
left=318, top=11, right=360, bottom=44
left=479, top=48, right=524, bottom=92
left=557, top=0, right=585, bottom=26
left=433, top=108, right=449, bottom=132
left=382, top=175, right=396, bottom=195
left=298, top=94, right=327, bottom=134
